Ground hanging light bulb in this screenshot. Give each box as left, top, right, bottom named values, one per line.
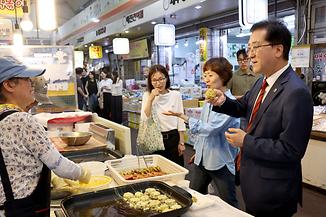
left=184, top=39, right=189, bottom=47
left=20, top=1, right=33, bottom=31
left=21, top=13, right=33, bottom=31
left=37, top=0, right=56, bottom=31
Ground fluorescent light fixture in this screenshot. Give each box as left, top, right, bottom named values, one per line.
left=151, top=21, right=157, bottom=25
left=200, top=0, right=206, bottom=2
left=125, top=30, right=129, bottom=33
left=113, top=38, right=129, bottom=54
left=37, top=0, right=56, bottom=31
left=195, top=5, right=202, bottom=9
left=90, top=18, right=100, bottom=23
left=154, top=24, right=175, bottom=46
left=184, top=39, right=189, bottom=47
left=84, top=45, right=88, bottom=47
left=175, top=42, right=179, bottom=48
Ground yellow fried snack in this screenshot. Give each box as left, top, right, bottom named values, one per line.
left=205, top=89, right=216, bottom=100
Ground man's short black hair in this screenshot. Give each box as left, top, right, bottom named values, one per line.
left=250, top=20, right=292, bottom=60
left=236, top=49, right=248, bottom=59
left=75, top=67, right=83, bottom=75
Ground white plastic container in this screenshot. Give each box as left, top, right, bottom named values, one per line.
left=105, top=154, right=188, bottom=185
left=79, top=161, right=107, bottom=176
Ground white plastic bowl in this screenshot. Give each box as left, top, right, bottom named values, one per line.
left=79, top=161, right=107, bottom=176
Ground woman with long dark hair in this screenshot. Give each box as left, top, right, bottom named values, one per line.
left=110, top=71, right=123, bottom=124
left=98, top=68, right=112, bottom=120
left=85, top=71, right=99, bottom=113
left=140, top=64, right=186, bottom=166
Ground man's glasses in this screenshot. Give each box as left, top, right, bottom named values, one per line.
left=246, top=43, right=278, bottom=55
left=237, top=58, right=249, bottom=63
left=151, top=77, right=166, bottom=84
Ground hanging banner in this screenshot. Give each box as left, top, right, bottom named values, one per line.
left=199, top=28, right=208, bottom=62
left=0, top=0, right=29, bottom=18
left=89, top=46, right=103, bottom=59
left=121, top=39, right=149, bottom=60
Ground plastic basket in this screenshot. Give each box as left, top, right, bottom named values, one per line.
left=105, top=154, right=188, bottom=185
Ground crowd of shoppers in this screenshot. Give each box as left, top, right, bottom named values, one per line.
left=75, top=66, right=123, bottom=124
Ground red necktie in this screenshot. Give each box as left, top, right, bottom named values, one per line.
left=246, top=79, right=268, bottom=131
left=236, top=79, right=268, bottom=171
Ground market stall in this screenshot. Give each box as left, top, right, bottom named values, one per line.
left=49, top=155, right=253, bottom=217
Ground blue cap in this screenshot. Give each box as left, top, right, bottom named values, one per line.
left=0, top=56, right=46, bottom=84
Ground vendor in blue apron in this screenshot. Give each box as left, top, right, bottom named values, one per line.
left=0, top=57, right=91, bottom=217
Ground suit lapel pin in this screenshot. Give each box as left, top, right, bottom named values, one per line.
left=273, top=88, right=277, bottom=93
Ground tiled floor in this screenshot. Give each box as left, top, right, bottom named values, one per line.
left=130, top=128, right=326, bottom=217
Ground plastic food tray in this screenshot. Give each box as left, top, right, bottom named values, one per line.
left=105, top=154, right=189, bottom=185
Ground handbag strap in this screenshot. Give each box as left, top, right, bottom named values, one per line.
left=0, top=110, right=19, bottom=202
left=151, top=104, right=162, bottom=131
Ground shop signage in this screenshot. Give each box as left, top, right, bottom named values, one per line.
left=89, top=46, right=103, bottom=59
left=0, top=19, right=12, bottom=41
left=121, top=39, right=149, bottom=60
left=125, top=10, right=143, bottom=24
left=77, top=37, right=84, bottom=43
left=199, top=28, right=208, bottom=62
left=291, top=45, right=310, bottom=68
left=163, top=0, right=186, bottom=10
left=0, top=0, right=28, bottom=18
left=96, top=27, right=106, bottom=36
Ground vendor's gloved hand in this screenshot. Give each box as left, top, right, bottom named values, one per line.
left=79, top=167, right=91, bottom=184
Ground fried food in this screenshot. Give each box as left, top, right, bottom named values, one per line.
left=120, top=166, right=166, bottom=180
left=123, top=188, right=182, bottom=213
left=205, top=88, right=217, bottom=100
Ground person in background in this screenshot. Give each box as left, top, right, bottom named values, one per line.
left=110, top=71, right=123, bottom=124
left=143, top=66, right=150, bottom=79
left=227, top=49, right=260, bottom=98
left=140, top=64, right=186, bottom=166
left=0, top=57, right=91, bottom=217
left=75, top=67, right=87, bottom=110
left=209, top=20, right=313, bottom=217
left=164, top=57, right=240, bottom=208
left=85, top=71, right=99, bottom=113
left=98, top=68, right=112, bottom=120
left=81, top=68, right=88, bottom=93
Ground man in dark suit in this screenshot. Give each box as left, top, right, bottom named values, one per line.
left=209, top=20, right=313, bottom=217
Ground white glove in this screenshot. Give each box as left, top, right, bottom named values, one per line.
left=79, top=166, right=91, bottom=184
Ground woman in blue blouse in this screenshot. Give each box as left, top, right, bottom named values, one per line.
left=164, top=57, right=239, bottom=207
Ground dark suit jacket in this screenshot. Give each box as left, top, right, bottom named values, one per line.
left=213, top=66, right=313, bottom=214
